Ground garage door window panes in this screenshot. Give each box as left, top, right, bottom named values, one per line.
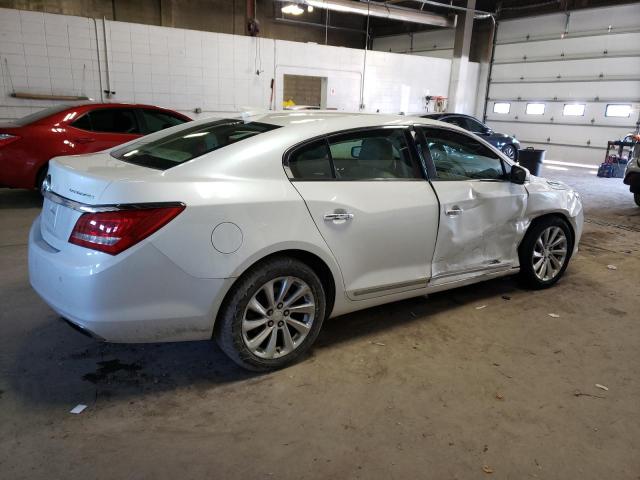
left=605, top=104, right=632, bottom=118
left=526, top=103, right=545, bottom=115
left=563, top=104, right=586, bottom=116
left=493, top=102, right=511, bottom=114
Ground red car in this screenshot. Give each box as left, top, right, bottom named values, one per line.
left=0, top=103, right=191, bottom=190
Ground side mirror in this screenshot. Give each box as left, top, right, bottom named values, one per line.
left=351, top=146, right=361, bottom=158
left=510, top=164, right=528, bottom=185
left=485, top=128, right=493, bottom=135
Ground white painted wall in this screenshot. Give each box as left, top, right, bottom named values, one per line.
left=0, top=8, right=451, bottom=121
left=372, top=27, right=483, bottom=116
left=485, top=3, right=640, bottom=166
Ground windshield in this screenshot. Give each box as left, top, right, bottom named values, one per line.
left=111, top=119, right=280, bottom=170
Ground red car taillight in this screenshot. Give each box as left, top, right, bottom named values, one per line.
left=69, top=205, right=185, bottom=255
left=0, top=133, right=20, bottom=147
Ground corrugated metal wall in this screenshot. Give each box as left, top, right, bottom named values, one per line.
left=485, top=3, right=640, bottom=167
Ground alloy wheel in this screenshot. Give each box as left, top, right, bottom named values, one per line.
left=502, top=144, right=516, bottom=160
left=241, top=276, right=316, bottom=359
left=532, top=226, right=568, bottom=282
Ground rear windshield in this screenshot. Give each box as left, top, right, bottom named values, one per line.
left=13, top=104, right=76, bottom=126
left=111, top=119, right=280, bottom=170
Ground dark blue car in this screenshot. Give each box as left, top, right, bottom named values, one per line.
left=421, top=113, right=520, bottom=161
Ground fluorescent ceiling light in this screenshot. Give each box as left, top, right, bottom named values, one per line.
left=282, top=4, right=304, bottom=15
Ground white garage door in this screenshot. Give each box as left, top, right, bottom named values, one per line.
left=484, top=3, right=640, bottom=168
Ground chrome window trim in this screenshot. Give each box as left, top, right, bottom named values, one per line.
left=43, top=190, right=185, bottom=213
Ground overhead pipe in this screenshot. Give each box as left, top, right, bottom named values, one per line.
left=247, top=0, right=259, bottom=36
left=409, top=0, right=495, bottom=18
left=274, top=16, right=366, bottom=34
left=276, top=0, right=456, bottom=28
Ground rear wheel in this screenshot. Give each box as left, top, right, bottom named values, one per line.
left=35, top=164, right=49, bottom=194
left=634, top=192, right=640, bottom=207
left=215, top=256, right=326, bottom=371
left=518, top=217, right=573, bottom=289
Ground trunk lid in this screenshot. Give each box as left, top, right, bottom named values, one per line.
left=41, top=152, right=165, bottom=250
left=48, top=151, right=161, bottom=203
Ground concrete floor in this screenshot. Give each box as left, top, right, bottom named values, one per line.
left=1, top=168, right=639, bottom=479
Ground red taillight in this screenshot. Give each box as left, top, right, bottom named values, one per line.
left=69, top=205, right=185, bottom=255
left=0, top=133, right=20, bottom=147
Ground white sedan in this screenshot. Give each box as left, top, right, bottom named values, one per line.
left=29, top=112, right=583, bottom=370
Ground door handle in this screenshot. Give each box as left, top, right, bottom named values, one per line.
left=74, top=137, right=95, bottom=144
left=324, top=212, right=354, bottom=222
left=445, top=206, right=463, bottom=217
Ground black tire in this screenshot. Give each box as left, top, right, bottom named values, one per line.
left=35, top=164, right=48, bottom=194
left=634, top=192, right=640, bottom=207
left=215, top=256, right=326, bottom=371
left=518, top=216, right=574, bottom=289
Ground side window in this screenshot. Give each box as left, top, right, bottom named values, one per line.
left=71, top=114, right=92, bottom=131
left=141, top=109, right=186, bottom=134
left=88, top=108, right=140, bottom=134
left=442, top=116, right=470, bottom=130
left=288, top=140, right=333, bottom=180
left=420, top=128, right=505, bottom=181
left=465, top=117, right=487, bottom=134
left=327, top=128, right=420, bottom=180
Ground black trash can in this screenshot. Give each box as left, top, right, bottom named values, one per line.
left=518, top=147, right=545, bottom=176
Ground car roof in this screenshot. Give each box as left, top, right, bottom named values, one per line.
left=422, top=112, right=470, bottom=118
left=215, top=111, right=451, bottom=130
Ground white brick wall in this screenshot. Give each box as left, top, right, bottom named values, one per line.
left=0, top=8, right=455, bottom=121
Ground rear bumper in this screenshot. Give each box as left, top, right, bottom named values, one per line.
left=0, top=150, right=41, bottom=190
left=572, top=209, right=584, bottom=256
left=28, top=215, right=231, bottom=343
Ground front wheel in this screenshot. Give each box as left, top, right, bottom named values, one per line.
left=634, top=192, right=640, bottom=207
left=215, top=256, right=326, bottom=371
left=518, top=217, right=573, bottom=289
left=502, top=144, right=517, bottom=160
